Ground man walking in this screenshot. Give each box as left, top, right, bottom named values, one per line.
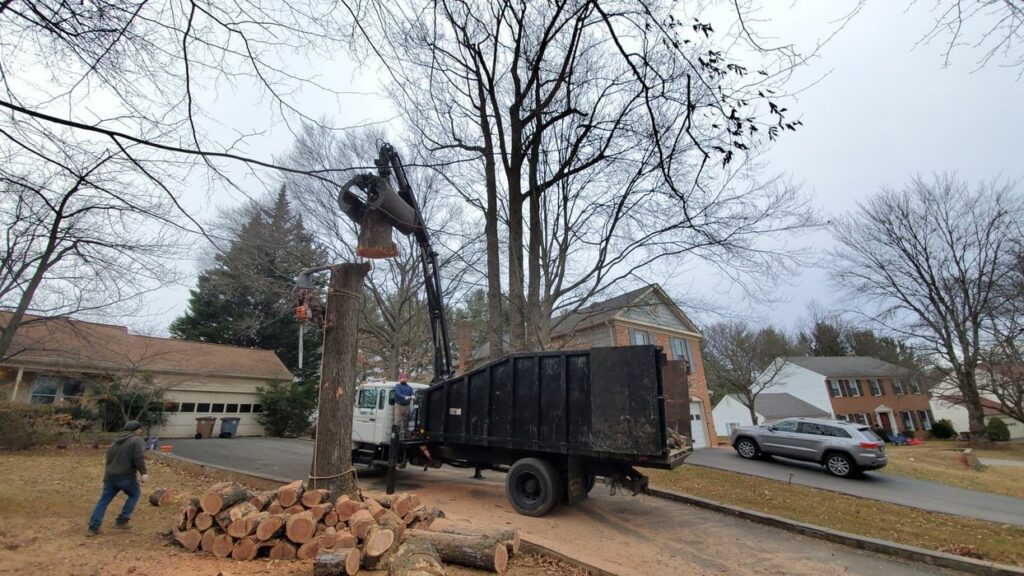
left=88, top=420, right=148, bottom=534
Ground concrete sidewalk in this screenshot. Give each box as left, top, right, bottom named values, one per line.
left=161, top=437, right=964, bottom=576
left=688, top=447, right=1024, bottom=526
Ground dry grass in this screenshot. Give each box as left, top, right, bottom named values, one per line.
left=648, top=465, right=1024, bottom=567
left=882, top=443, right=1024, bottom=499
left=0, top=448, right=570, bottom=576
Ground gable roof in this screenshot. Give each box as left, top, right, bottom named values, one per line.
left=725, top=392, right=829, bottom=420
left=781, top=356, right=914, bottom=378
left=1, top=312, right=293, bottom=381
left=550, top=284, right=700, bottom=338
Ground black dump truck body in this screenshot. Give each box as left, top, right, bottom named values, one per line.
left=406, top=345, right=691, bottom=516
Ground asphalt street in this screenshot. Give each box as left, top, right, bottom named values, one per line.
left=163, top=437, right=967, bottom=576
left=688, top=446, right=1024, bottom=526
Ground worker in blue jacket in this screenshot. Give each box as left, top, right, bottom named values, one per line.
left=395, top=373, right=414, bottom=434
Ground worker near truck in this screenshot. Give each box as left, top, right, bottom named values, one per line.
left=87, top=420, right=148, bottom=535
left=395, top=373, right=414, bottom=432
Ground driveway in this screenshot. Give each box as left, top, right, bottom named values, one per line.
left=689, top=447, right=1024, bottom=526
left=163, top=437, right=961, bottom=576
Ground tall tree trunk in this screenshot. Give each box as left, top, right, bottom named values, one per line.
left=506, top=120, right=526, bottom=352
left=526, top=136, right=542, bottom=350
left=386, top=340, right=400, bottom=381
left=961, top=370, right=991, bottom=446
left=310, top=263, right=370, bottom=499
left=477, top=77, right=503, bottom=362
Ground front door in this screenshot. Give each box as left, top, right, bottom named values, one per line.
left=879, top=412, right=894, bottom=435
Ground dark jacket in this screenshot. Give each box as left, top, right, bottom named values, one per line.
left=395, top=382, right=414, bottom=405
left=104, top=431, right=147, bottom=482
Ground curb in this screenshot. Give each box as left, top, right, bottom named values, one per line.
left=648, top=487, right=1024, bottom=576
left=153, top=452, right=620, bottom=575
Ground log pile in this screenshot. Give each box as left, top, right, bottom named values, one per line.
left=170, top=479, right=518, bottom=574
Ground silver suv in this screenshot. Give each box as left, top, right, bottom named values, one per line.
left=729, top=417, right=887, bottom=478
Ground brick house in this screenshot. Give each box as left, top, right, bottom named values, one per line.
left=0, top=313, right=293, bottom=437
left=748, top=356, right=934, bottom=436
left=546, top=285, right=717, bottom=448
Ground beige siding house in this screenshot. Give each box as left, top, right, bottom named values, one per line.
left=0, top=313, right=293, bottom=438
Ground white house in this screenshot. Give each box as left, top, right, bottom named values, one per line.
left=930, top=394, right=1024, bottom=440
left=712, top=392, right=829, bottom=437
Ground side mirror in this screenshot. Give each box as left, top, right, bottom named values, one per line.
left=767, top=425, right=775, bottom=432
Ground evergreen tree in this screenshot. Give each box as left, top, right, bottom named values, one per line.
left=171, top=187, right=327, bottom=384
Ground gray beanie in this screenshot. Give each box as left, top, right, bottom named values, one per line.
left=123, top=420, right=142, bottom=432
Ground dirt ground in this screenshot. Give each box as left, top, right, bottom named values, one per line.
left=0, top=448, right=583, bottom=576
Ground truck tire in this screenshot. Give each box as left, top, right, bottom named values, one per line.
left=506, top=458, right=561, bottom=517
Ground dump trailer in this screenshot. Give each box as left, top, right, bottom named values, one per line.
left=402, top=344, right=692, bottom=516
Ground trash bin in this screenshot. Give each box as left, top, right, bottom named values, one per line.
left=194, top=417, right=216, bottom=439
left=219, top=417, right=241, bottom=438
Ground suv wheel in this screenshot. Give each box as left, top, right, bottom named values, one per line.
left=824, top=452, right=857, bottom=478
left=735, top=438, right=760, bottom=460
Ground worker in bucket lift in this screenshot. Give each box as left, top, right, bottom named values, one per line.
left=394, top=373, right=414, bottom=435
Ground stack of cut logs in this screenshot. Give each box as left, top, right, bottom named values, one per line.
left=170, top=480, right=519, bottom=575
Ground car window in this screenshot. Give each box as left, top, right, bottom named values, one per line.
left=858, top=427, right=883, bottom=442
left=797, top=422, right=824, bottom=435
left=358, top=388, right=378, bottom=410
left=772, top=420, right=798, bottom=432
left=825, top=425, right=851, bottom=438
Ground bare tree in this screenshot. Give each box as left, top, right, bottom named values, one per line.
left=980, top=241, right=1024, bottom=422
left=917, top=0, right=1024, bottom=75
left=703, top=321, right=794, bottom=424
left=830, top=174, right=1022, bottom=444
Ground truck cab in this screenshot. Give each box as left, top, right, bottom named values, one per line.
left=351, top=380, right=428, bottom=467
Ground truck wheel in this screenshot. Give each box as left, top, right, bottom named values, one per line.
left=584, top=474, right=597, bottom=495
left=506, top=458, right=560, bottom=517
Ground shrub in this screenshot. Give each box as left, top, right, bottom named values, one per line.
left=257, top=381, right=316, bottom=437
left=903, top=429, right=915, bottom=439
left=0, top=403, right=84, bottom=450
left=931, top=419, right=956, bottom=439
left=92, top=374, right=169, bottom=431
left=872, top=428, right=890, bottom=442
left=986, top=417, right=1011, bottom=442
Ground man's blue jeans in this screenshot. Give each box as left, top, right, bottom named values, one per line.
left=88, top=477, right=141, bottom=529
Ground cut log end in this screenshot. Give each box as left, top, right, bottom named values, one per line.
left=172, top=528, right=201, bottom=552
left=200, top=482, right=250, bottom=515
left=297, top=539, right=322, bottom=560
left=285, top=510, right=317, bottom=544
left=231, top=537, right=259, bottom=561
left=357, top=209, right=399, bottom=259
left=389, top=537, right=446, bottom=576
left=212, top=533, right=235, bottom=558
left=149, top=488, right=173, bottom=507
left=269, top=541, right=297, bottom=560
left=363, top=526, right=395, bottom=558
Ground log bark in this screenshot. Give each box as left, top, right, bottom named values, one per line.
left=212, top=533, right=235, bottom=558
left=315, top=548, right=361, bottom=576
left=269, top=541, right=297, bottom=560
left=194, top=512, right=214, bottom=532
left=361, top=526, right=397, bottom=570
left=335, top=495, right=363, bottom=522
left=255, top=513, right=287, bottom=541
left=435, top=527, right=520, bottom=555
left=149, top=488, right=172, bottom=507
left=173, top=528, right=201, bottom=552
left=388, top=537, right=446, bottom=576
left=278, top=480, right=305, bottom=508
left=303, top=488, right=330, bottom=507
left=231, top=536, right=260, bottom=561
left=405, top=507, right=441, bottom=530
left=298, top=539, right=322, bottom=560
left=285, top=510, right=317, bottom=544
left=216, top=501, right=257, bottom=531
left=357, top=208, right=399, bottom=259
left=406, top=529, right=508, bottom=573
left=200, top=482, right=250, bottom=515
left=200, top=528, right=218, bottom=553
left=348, top=508, right=376, bottom=539
left=310, top=263, right=370, bottom=500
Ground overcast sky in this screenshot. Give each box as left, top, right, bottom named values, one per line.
left=140, top=1, right=1024, bottom=336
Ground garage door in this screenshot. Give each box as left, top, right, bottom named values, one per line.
left=151, top=391, right=266, bottom=438
left=690, top=400, right=708, bottom=448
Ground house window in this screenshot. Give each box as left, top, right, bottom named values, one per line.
left=892, top=379, right=906, bottom=395
left=30, top=376, right=85, bottom=404
left=827, top=380, right=843, bottom=397
left=837, top=414, right=849, bottom=422
left=670, top=337, right=694, bottom=373
left=629, top=328, right=651, bottom=345
left=900, top=410, right=915, bottom=431
left=196, top=403, right=211, bottom=413
left=869, top=379, right=883, bottom=396
left=852, top=414, right=868, bottom=426
left=864, top=413, right=876, bottom=427
left=239, top=404, right=252, bottom=413
left=845, top=379, right=861, bottom=397
left=917, top=410, right=932, bottom=431
left=909, top=379, right=922, bottom=394
left=180, top=403, right=196, bottom=413
left=690, top=412, right=702, bottom=421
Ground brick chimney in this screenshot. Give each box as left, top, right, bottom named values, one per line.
left=457, top=320, right=473, bottom=375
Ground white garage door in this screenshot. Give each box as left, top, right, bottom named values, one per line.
left=690, top=400, right=708, bottom=448
left=151, top=391, right=266, bottom=438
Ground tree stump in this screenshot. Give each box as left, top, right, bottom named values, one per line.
left=388, top=537, right=446, bottom=576
left=406, top=529, right=508, bottom=573
left=149, top=488, right=172, bottom=507
left=173, top=528, right=201, bottom=552
left=357, top=208, right=399, bottom=258
left=309, top=263, right=371, bottom=499
left=315, top=548, right=361, bottom=576
left=200, top=482, right=250, bottom=515
left=286, top=510, right=317, bottom=544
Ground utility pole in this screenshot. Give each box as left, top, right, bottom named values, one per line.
left=309, top=263, right=371, bottom=500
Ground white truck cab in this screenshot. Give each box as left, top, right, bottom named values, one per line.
left=352, top=380, right=429, bottom=464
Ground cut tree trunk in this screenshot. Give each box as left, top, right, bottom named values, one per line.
left=357, top=208, right=399, bottom=258
left=278, top=480, right=305, bottom=508
left=212, top=533, right=235, bottom=558
left=348, top=509, right=376, bottom=539
left=298, top=539, right=322, bottom=560
left=255, top=513, right=287, bottom=541
left=303, top=488, right=330, bottom=507
left=173, top=528, right=201, bottom=552
left=231, top=536, right=260, bottom=561
left=200, top=482, right=250, bottom=515
left=249, top=490, right=276, bottom=511
left=365, top=497, right=386, bottom=520
left=149, top=488, right=172, bottom=507
left=227, top=510, right=262, bottom=538
left=194, top=513, right=214, bottom=532
left=285, top=510, right=318, bottom=544
left=216, top=501, right=257, bottom=531
left=269, top=541, right=297, bottom=560
left=406, top=529, right=508, bottom=573
left=361, top=526, right=397, bottom=570
left=435, top=527, right=520, bottom=554
left=310, top=263, right=370, bottom=499
left=388, top=537, right=446, bottom=576
left=315, top=548, right=361, bottom=576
